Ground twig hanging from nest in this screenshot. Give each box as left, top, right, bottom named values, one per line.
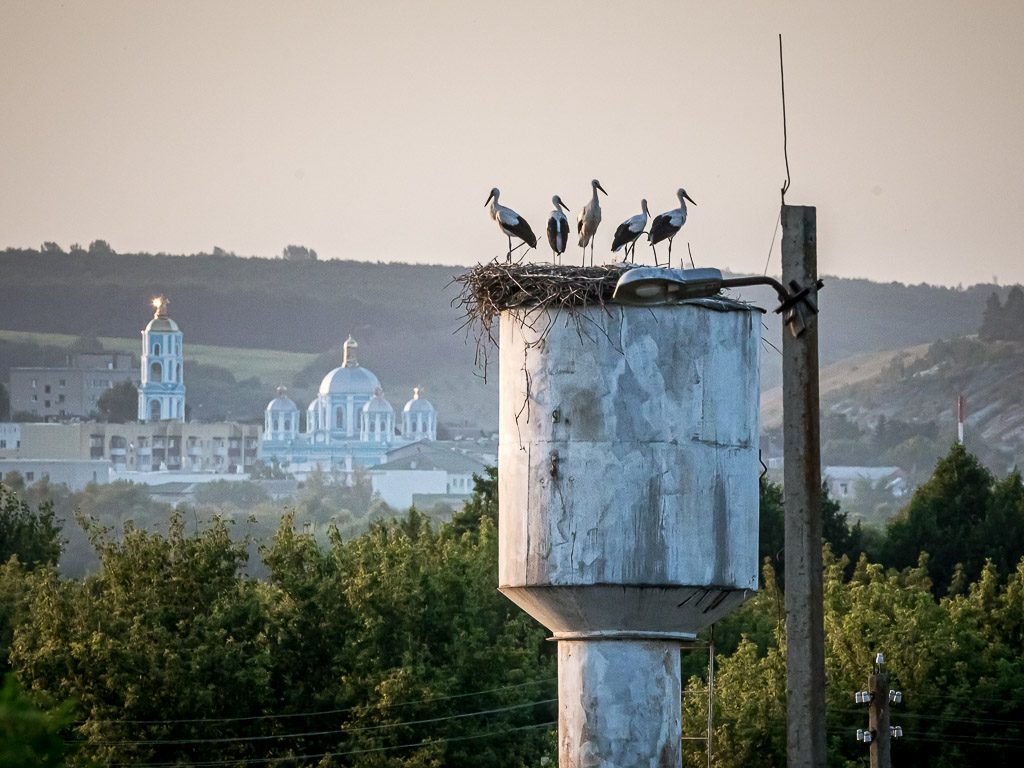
left=451, top=262, right=636, bottom=378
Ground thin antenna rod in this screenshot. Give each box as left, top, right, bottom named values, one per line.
left=779, top=34, right=791, bottom=203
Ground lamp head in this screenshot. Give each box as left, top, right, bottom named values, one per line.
left=612, top=267, right=724, bottom=306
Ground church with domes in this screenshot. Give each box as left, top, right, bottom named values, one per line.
left=259, top=335, right=437, bottom=473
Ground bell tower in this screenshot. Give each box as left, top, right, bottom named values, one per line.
left=138, top=296, right=186, bottom=422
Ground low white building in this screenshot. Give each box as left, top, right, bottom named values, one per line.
left=370, top=443, right=487, bottom=509
left=0, top=459, right=110, bottom=491
left=823, top=465, right=908, bottom=500
left=0, top=423, right=21, bottom=457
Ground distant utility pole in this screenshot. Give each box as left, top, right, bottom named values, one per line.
left=855, top=653, right=903, bottom=768
left=781, top=204, right=826, bottom=768
left=957, top=394, right=966, bottom=445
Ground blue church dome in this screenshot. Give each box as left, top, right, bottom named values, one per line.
left=363, top=388, right=394, bottom=414
left=403, top=387, right=434, bottom=413
left=318, top=335, right=380, bottom=396
left=267, top=386, right=298, bottom=413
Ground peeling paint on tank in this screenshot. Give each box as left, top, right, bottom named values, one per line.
left=499, top=300, right=760, bottom=768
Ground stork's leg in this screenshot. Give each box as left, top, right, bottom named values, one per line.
left=651, top=242, right=658, bottom=266
left=667, top=238, right=673, bottom=269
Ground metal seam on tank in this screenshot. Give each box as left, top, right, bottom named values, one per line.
left=525, top=443, right=531, bottom=577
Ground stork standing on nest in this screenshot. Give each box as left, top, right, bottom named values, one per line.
left=610, top=199, right=650, bottom=263
left=576, top=179, right=607, bottom=266
left=546, top=196, right=570, bottom=264
left=648, top=188, right=696, bottom=267
left=485, top=187, right=537, bottom=262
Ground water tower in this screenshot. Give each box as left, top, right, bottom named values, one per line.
left=498, top=296, right=761, bottom=768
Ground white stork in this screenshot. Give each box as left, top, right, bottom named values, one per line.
left=648, top=188, right=696, bottom=267
left=577, top=179, right=608, bottom=266
left=546, top=196, right=570, bottom=264
left=610, top=199, right=650, bottom=263
left=485, top=187, right=537, bottom=262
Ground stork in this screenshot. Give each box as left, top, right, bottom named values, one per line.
left=610, top=199, right=650, bottom=263
left=648, top=188, right=696, bottom=267
left=546, top=196, right=570, bottom=263
left=577, top=179, right=607, bottom=266
left=485, top=188, right=537, bottom=262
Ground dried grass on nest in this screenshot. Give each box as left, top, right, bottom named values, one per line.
left=452, top=262, right=635, bottom=374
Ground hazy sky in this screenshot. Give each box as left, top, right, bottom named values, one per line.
left=2, top=1, right=1023, bottom=286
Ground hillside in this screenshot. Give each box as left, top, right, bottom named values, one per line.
left=0, top=330, right=316, bottom=385
left=1, top=247, right=1019, bottom=429
left=760, top=343, right=932, bottom=427
left=763, top=336, right=1024, bottom=483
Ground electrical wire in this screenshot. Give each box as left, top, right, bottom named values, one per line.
left=76, top=676, right=556, bottom=726
left=104, top=720, right=558, bottom=768
left=832, top=706, right=1024, bottom=728
left=763, top=209, right=782, bottom=276
left=73, top=698, right=557, bottom=747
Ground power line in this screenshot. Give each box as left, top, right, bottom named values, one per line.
left=74, top=698, right=557, bottom=747
left=104, top=720, right=558, bottom=768
left=77, top=677, right=556, bottom=726
left=832, top=706, right=1024, bottom=728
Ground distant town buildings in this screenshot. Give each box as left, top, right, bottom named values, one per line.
left=7, top=421, right=259, bottom=474
left=1, top=296, right=491, bottom=511
left=823, top=465, right=908, bottom=501
left=8, top=353, right=138, bottom=421
left=369, top=439, right=487, bottom=508
left=259, top=335, right=438, bottom=474
left=0, top=458, right=110, bottom=491
left=0, top=423, right=20, bottom=455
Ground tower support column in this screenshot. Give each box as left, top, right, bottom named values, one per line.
left=558, top=639, right=682, bottom=768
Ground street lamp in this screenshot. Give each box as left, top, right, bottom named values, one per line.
left=612, top=266, right=821, bottom=336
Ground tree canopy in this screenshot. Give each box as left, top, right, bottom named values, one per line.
left=96, top=380, right=139, bottom=423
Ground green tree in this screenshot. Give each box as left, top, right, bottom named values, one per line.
left=11, top=514, right=273, bottom=767
left=0, top=384, right=9, bottom=421
left=0, top=486, right=62, bottom=675
left=979, top=290, right=1004, bottom=339
left=0, top=485, right=62, bottom=570
left=883, top=443, right=995, bottom=594
left=86, top=240, right=113, bottom=256
left=0, top=675, right=74, bottom=768
left=449, top=466, right=497, bottom=538
left=192, top=480, right=270, bottom=508
left=96, top=381, right=137, bottom=423
left=69, top=335, right=104, bottom=354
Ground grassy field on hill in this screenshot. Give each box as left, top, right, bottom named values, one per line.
left=0, top=329, right=317, bottom=385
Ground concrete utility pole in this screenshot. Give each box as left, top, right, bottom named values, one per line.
left=868, top=671, right=892, bottom=768
left=781, top=204, right=826, bottom=768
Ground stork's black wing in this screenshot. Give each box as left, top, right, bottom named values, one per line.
left=610, top=221, right=635, bottom=252
left=504, top=216, right=537, bottom=249
left=648, top=213, right=678, bottom=245
left=547, top=216, right=567, bottom=254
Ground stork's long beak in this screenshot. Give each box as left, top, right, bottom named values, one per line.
left=597, top=183, right=608, bottom=195
left=683, top=191, right=696, bottom=206
left=484, top=191, right=494, bottom=207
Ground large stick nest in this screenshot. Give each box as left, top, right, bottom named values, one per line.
left=452, top=262, right=636, bottom=375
